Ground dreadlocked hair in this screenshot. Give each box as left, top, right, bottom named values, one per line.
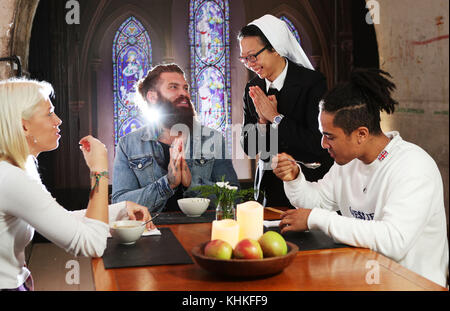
left=319, top=68, right=399, bottom=136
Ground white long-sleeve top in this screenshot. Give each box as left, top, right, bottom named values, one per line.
left=0, top=161, right=128, bottom=289
left=284, top=132, right=448, bottom=287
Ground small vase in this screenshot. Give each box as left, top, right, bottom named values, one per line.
left=215, top=201, right=236, bottom=220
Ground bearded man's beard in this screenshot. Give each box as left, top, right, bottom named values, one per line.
left=157, top=91, right=195, bottom=132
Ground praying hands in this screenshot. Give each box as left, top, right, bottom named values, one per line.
left=168, top=137, right=192, bottom=189
left=249, top=86, right=279, bottom=124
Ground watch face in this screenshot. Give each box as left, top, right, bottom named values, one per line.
left=274, top=116, right=282, bottom=123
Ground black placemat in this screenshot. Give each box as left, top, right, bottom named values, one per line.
left=153, top=210, right=216, bottom=225
left=264, top=227, right=349, bottom=251
left=103, top=228, right=193, bottom=269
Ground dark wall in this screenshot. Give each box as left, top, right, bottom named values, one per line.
left=29, top=0, right=55, bottom=191
left=29, top=0, right=89, bottom=242
left=351, top=0, right=380, bottom=69
left=306, top=0, right=378, bottom=85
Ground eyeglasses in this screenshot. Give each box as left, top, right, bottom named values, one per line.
left=238, top=45, right=269, bottom=65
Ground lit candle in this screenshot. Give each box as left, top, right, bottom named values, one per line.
left=236, top=201, right=264, bottom=241
left=211, top=219, right=240, bottom=248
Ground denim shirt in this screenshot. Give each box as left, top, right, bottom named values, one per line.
left=111, top=122, right=239, bottom=212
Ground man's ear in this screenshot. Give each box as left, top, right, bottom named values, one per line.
left=146, top=90, right=158, bottom=104
left=356, top=127, right=369, bottom=144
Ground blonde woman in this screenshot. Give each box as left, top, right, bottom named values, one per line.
left=0, top=79, right=154, bottom=291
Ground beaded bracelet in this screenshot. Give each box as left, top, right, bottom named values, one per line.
left=90, top=171, right=109, bottom=197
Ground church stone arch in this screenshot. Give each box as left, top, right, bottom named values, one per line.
left=272, top=2, right=333, bottom=89
left=0, top=0, right=39, bottom=78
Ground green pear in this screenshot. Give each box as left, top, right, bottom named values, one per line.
left=258, top=231, right=288, bottom=257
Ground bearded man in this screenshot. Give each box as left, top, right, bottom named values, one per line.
left=112, top=64, right=239, bottom=212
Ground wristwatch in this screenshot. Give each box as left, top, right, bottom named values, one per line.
left=271, top=114, right=284, bottom=129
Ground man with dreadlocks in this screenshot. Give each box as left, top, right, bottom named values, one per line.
left=272, top=68, right=448, bottom=287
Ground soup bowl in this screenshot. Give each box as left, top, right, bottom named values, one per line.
left=177, top=198, right=210, bottom=217
left=110, top=220, right=145, bottom=245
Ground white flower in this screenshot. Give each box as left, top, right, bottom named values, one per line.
left=216, top=181, right=230, bottom=188
left=216, top=181, right=237, bottom=191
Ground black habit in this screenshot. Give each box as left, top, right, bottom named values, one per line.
left=241, top=59, right=334, bottom=207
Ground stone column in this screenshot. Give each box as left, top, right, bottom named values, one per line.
left=10, top=0, right=40, bottom=76
left=0, top=0, right=18, bottom=79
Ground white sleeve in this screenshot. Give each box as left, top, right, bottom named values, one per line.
left=307, top=162, right=441, bottom=262
left=1, top=168, right=109, bottom=258
left=283, top=163, right=339, bottom=212
left=71, top=201, right=128, bottom=224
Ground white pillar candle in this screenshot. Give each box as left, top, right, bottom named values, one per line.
left=211, top=219, right=240, bottom=248
left=236, top=201, right=264, bottom=241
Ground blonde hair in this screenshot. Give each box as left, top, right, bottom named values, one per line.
left=0, top=78, right=54, bottom=170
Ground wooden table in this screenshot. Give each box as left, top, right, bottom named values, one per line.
left=92, top=209, right=447, bottom=291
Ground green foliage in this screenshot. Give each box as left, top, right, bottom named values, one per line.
left=191, top=176, right=256, bottom=206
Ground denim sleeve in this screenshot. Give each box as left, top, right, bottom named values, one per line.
left=111, top=140, right=174, bottom=213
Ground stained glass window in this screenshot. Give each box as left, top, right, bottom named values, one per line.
left=113, top=16, right=152, bottom=145
left=189, top=0, right=231, bottom=153
left=280, top=15, right=301, bottom=45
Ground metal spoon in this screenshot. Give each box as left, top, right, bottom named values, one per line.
left=289, top=159, right=321, bottom=170
left=141, top=213, right=161, bottom=227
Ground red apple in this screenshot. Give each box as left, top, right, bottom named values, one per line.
left=258, top=231, right=288, bottom=257
left=204, top=239, right=233, bottom=260
left=233, top=239, right=263, bottom=259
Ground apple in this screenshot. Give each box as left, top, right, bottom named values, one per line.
left=258, top=231, right=288, bottom=258
left=233, top=238, right=263, bottom=259
left=204, top=239, right=233, bottom=260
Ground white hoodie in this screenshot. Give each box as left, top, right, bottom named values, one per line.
left=284, top=132, right=448, bottom=287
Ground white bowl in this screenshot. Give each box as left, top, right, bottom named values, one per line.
left=177, top=198, right=210, bottom=217
left=110, top=220, right=145, bottom=245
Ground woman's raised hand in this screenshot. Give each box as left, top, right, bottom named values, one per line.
left=79, top=135, right=108, bottom=172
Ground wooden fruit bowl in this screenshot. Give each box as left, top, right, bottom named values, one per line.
left=191, top=241, right=298, bottom=278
